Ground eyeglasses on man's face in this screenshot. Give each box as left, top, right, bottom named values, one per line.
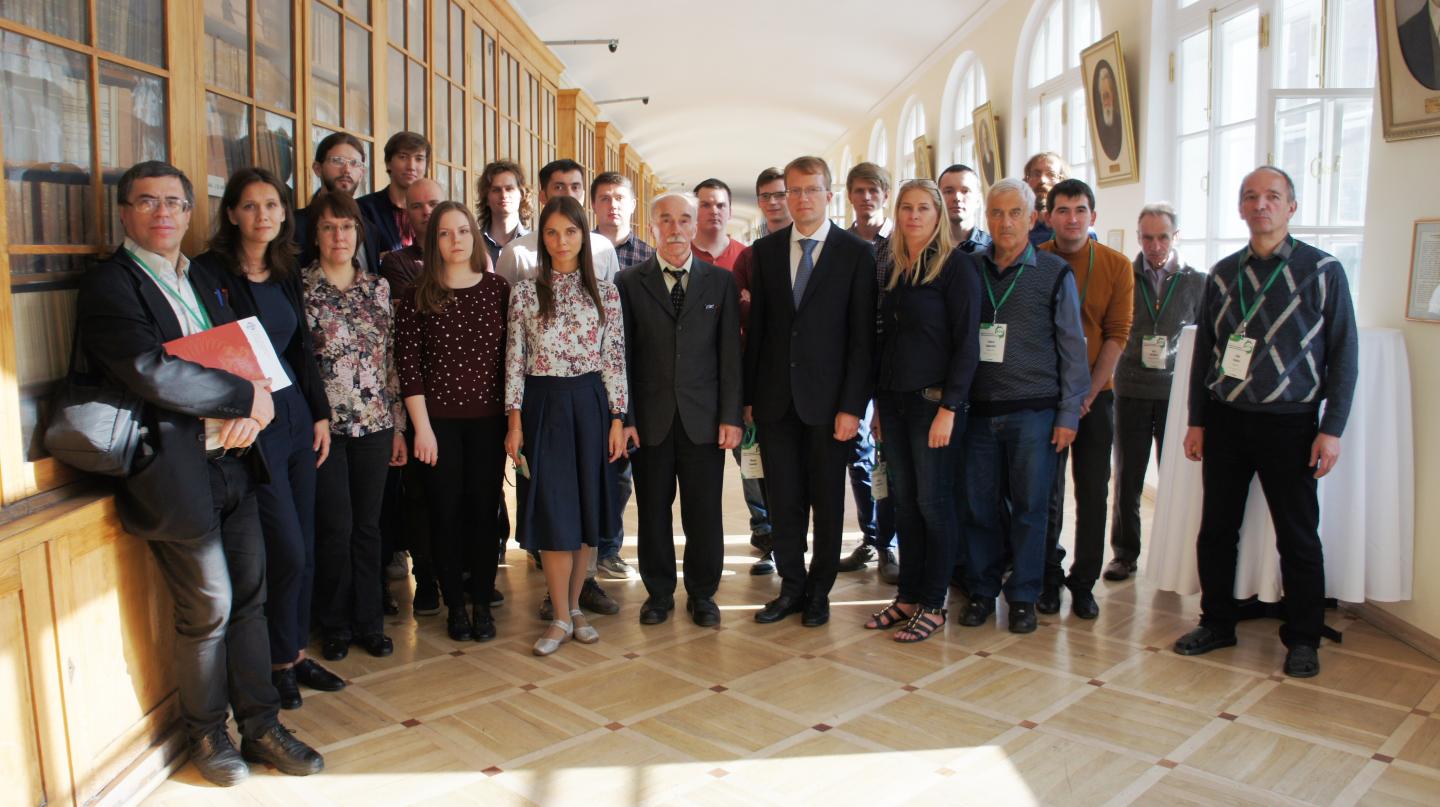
left=123, top=196, right=193, bottom=215
left=325, top=155, right=366, bottom=171
left=786, top=186, right=828, bottom=199
left=757, top=191, right=788, bottom=203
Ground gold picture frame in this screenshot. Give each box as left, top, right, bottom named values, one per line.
left=1376, top=0, right=1440, bottom=141
left=1080, top=31, right=1140, bottom=187
left=1404, top=218, right=1440, bottom=322
left=971, top=101, right=1002, bottom=192
left=912, top=134, right=934, bottom=180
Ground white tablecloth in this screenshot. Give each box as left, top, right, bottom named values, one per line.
left=1147, top=326, right=1414, bottom=602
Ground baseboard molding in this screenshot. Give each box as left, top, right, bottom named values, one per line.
left=1346, top=602, right=1440, bottom=663
left=96, top=721, right=188, bottom=807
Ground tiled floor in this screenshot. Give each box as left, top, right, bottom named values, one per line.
left=145, top=463, right=1440, bottom=806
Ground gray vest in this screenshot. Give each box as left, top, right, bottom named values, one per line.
left=971, top=250, right=1072, bottom=404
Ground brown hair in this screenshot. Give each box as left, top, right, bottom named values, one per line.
left=415, top=201, right=485, bottom=315
left=534, top=196, right=604, bottom=324
left=208, top=166, right=298, bottom=278
left=784, top=155, right=832, bottom=191
left=307, top=190, right=367, bottom=265
left=477, top=159, right=532, bottom=230
left=383, top=131, right=431, bottom=163
left=754, top=167, right=784, bottom=193
left=846, top=161, right=891, bottom=194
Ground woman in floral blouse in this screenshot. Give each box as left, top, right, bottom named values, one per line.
left=304, top=191, right=407, bottom=663
left=504, top=196, right=628, bottom=657
left=396, top=202, right=511, bottom=643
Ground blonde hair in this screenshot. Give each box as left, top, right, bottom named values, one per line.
left=886, top=180, right=953, bottom=290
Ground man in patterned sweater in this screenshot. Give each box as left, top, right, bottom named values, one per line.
left=1173, top=166, right=1358, bottom=679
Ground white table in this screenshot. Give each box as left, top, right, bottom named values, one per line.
left=1147, top=326, right=1414, bottom=603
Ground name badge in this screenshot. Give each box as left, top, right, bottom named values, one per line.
left=1141, top=335, right=1168, bottom=369
left=740, top=443, right=764, bottom=479
left=979, top=322, right=1007, bottom=363
left=872, top=448, right=889, bottom=500
left=1222, top=334, right=1256, bottom=380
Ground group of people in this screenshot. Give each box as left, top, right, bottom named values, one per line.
left=77, top=126, right=1356, bottom=787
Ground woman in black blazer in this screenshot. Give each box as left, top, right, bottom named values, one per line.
left=193, top=167, right=342, bottom=709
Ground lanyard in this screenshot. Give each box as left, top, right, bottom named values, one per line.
left=1139, top=270, right=1181, bottom=333
left=128, top=248, right=212, bottom=331
left=1237, top=241, right=1291, bottom=325
left=982, top=245, right=1033, bottom=320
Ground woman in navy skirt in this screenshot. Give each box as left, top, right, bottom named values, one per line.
left=504, top=196, right=627, bottom=656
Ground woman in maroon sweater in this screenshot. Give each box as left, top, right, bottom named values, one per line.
left=395, top=202, right=510, bottom=642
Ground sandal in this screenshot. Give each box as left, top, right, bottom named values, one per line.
left=865, top=599, right=913, bottom=630
left=570, top=609, right=599, bottom=644
left=894, top=607, right=947, bottom=643
left=533, top=619, right=573, bottom=656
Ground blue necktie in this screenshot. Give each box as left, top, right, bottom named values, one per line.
left=793, top=238, right=817, bottom=306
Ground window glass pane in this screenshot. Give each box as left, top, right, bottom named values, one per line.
left=1332, top=97, right=1370, bottom=226
left=450, top=3, right=463, bottom=78
left=452, top=84, right=464, bottom=165
left=387, top=47, right=405, bottom=135
left=1179, top=29, right=1209, bottom=135
left=204, top=0, right=248, bottom=95
left=485, top=106, right=496, bottom=163
left=344, top=20, right=371, bottom=134
left=256, top=110, right=296, bottom=191
left=311, top=2, right=341, bottom=126
left=1277, top=0, right=1322, bottom=89
left=1216, top=123, right=1255, bottom=240
left=406, top=0, right=423, bottom=54
left=342, top=0, right=369, bottom=24
left=1068, top=87, right=1090, bottom=179
left=1330, top=0, right=1376, bottom=88
left=255, top=0, right=292, bottom=110
left=432, top=75, right=450, bottom=161
left=205, top=91, right=250, bottom=204
left=387, top=0, right=403, bottom=45
left=472, top=98, right=486, bottom=168
left=1177, top=134, right=1209, bottom=242
left=99, top=61, right=167, bottom=245
left=1069, top=0, right=1097, bottom=69
left=98, top=0, right=164, bottom=67
left=1217, top=10, right=1258, bottom=125
left=1, top=32, right=94, bottom=246
left=407, top=57, right=425, bottom=134
left=15, top=283, right=80, bottom=459
left=0, top=0, right=87, bottom=42
left=453, top=169, right=465, bottom=207
left=432, top=0, right=446, bottom=71
left=483, top=33, right=495, bottom=103
left=1274, top=96, right=1322, bottom=227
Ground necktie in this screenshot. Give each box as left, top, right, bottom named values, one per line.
left=793, top=238, right=817, bottom=306
left=665, top=268, right=686, bottom=313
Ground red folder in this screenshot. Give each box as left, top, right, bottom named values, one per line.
left=163, top=317, right=292, bottom=391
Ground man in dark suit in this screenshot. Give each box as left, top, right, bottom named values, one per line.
left=743, top=155, right=877, bottom=627
left=77, top=162, right=323, bottom=786
left=1399, top=0, right=1440, bottom=90
left=295, top=131, right=382, bottom=274
left=355, top=130, right=430, bottom=259
left=618, top=191, right=744, bottom=627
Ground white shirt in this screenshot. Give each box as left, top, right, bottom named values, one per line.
left=495, top=230, right=621, bottom=285
left=658, top=252, right=694, bottom=292
left=789, top=218, right=832, bottom=287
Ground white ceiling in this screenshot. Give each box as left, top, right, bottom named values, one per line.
left=508, top=0, right=987, bottom=226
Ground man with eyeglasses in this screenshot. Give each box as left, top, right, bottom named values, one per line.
left=296, top=131, right=382, bottom=273
left=691, top=178, right=746, bottom=270
left=1023, top=152, right=1066, bottom=247
left=744, top=155, right=876, bottom=628
left=357, top=131, right=431, bottom=260
left=77, top=161, right=323, bottom=786
left=938, top=163, right=992, bottom=254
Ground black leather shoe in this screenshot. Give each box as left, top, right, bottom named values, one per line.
left=1102, top=559, right=1136, bottom=581
left=490, top=588, right=505, bottom=607
left=293, top=658, right=345, bottom=692
left=447, top=608, right=474, bottom=641
left=1173, top=626, right=1238, bottom=656
left=958, top=597, right=996, bottom=627
left=750, top=533, right=772, bottom=554
left=271, top=667, right=302, bottom=710
left=241, top=723, right=324, bottom=777
left=359, top=633, right=393, bottom=657
left=580, top=578, right=620, bottom=615
left=639, top=596, right=675, bottom=625
left=1036, top=586, right=1062, bottom=615
left=1283, top=645, right=1320, bottom=678
left=1008, top=602, right=1037, bottom=634
left=381, top=586, right=400, bottom=616
left=471, top=605, right=496, bottom=642
left=837, top=544, right=876, bottom=572
left=191, top=728, right=249, bottom=786
left=412, top=583, right=441, bottom=616
left=750, top=554, right=775, bottom=575
left=1071, top=590, right=1100, bottom=620
left=755, top=594, right=804, bottom=623
left=321, top=635, right=350, bottom=662
left=802, top=595, right=830, bottom=627
left=687, top=597, right=721, bottom=627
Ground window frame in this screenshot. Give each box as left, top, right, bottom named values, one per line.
left=1015, top=0, right=1101, bottom=183
left=895, top=96, right=927, bottom=182
left=937, top=51, right=989, bottom=172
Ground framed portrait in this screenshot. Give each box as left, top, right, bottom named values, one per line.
left=1080, top=32, right=1139, bottom=187
left=1377, top=0, right=1440, bottom=141
left=1405, top=218, right=1440, bottom=322
left=971, top=102, right=1002, bottom=192
left=912, top=134, right=934, bottom=180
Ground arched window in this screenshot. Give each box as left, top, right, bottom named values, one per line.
left=831, top=145, right=853, bottom=225
left=867, top=119, right=888, bottom=170
left=896, top=98, right=927, bottom=181
left=940, top=52, right=989, bottom=170
left=1019, top=0, right=1100, bottom=183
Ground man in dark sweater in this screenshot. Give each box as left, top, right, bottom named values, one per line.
left=959, top=178, right=1089, bottom=634
left=1174, top=166, right=1358, bottom=679
left=1106, top=203, right=1205, bottom=582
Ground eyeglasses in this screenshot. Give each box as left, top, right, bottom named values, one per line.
left=318, top=222, right=358, bottom=235
left=123, top=196, right=193, bottom=215
left=757, top=191, right=788, bottom=202
left=325, top=155, right=366, bottom=170
left=786, top=186, right=828, bottom=198
left=1025, top=169, right=1060, bottom=182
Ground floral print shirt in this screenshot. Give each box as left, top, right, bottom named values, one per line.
left=303, top=263, right=404, bottom=437
left=504, top=270, right=627, bottom=414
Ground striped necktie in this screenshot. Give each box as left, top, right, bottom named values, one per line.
left=793, top=238, right=817, bottom=306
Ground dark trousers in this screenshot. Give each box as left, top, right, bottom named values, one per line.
left=425, top=416, right=507, bottom=610
left=1110, top=395, right=1168, bottom=566
left=879, top=391, right=963, bottom=609
left=757, top=406, right=852, bottom=600
left=314, top=428, right=393, bottom=640
left=963, top=408, right=1057, bottom=603
left=732, top=446, right=772, bottom=538
left=633, top=413, right=726, bottom=600
left=1198, top=404, right=1324, bottom=648
left=598, top=455, right=633, bottom=560
left=1044, top=390, right=1115, bottom=593
left=148, top=455, right=279, bottom=742
left=254, top=388, right=317, bottom=665
left=394, top=430, right=435, bottom=595
left=850, top=399, right=897, bottom=550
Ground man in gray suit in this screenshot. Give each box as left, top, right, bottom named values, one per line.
left=618, top=191, right=744, bottom=627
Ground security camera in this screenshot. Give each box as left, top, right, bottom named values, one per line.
left=641, top=96, right=650, bottom=105
left=608, top=39, right=618, bottom=53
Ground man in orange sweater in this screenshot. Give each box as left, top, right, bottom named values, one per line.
left=1036, top=178, right=1133, bottom=620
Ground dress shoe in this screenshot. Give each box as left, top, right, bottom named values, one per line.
left=1102, top=559, right=1136, bottom=581
left=412, top=583, right=441, bottom=616
left=1036, top=585, right=1061, bottom=614
left=755, top=594, right=804, bottom=623
left=958, top=597, right=996, bottom=627
left=191, top=728, right=249, bottom=786
left=446, top=607, right=474, bottom=641
left=538, top=595, right=554, bottom=621
left=802, top=595, right=830, bottom=627
left=381, top=587, right=400, bottom=616
left=241, top=723, right=324, bottom=776
left=750, top=553, right=775, bottom=575
left=1008, top=602, right=1038, bottom=634
left=837, top=544, right=877, bottom=572
left=639, top=596, right=675, bottom=625
left=471, top=605, right=496, bottom=642
left=321, top=635, right=350, bottom=661
left=580, top=578, right=620, bottom=615
left=1173, top=626, right=1237, bottom=656
left=750, top=532, right=772, bottom=554
left=878, top=548, right=900, bottom=585
left=271, top=667, right=302, bottom=710
left=1283, top=644, right=1320, bottom=678
left=1070, top=590, right=1100, bottom=620
left=293, top=658, right=345, bottom=692
left=490, top=588, right=505, bottom=607
left=532, top=619, right=572, bottom=656
left=687, top=597, right=721, bottom=627
left=359, top=633, right=394, bottom=657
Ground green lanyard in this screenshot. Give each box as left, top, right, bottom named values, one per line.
left=741, top=424, right=758, bottom=449
left=1237, top=241, right=1291, bottom=325
left=982, top=245, right=1033, bottom=321
left=128, top=248, right=212, bottom=331
left=1139, top=270, right=1181, bottom=334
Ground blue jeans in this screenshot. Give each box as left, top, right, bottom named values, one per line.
left=963, top=408, right=1058, bottom=604
left=850, top=399, right=896, bottom=550
left=733, top=447, right=771, bottom=537
left=879, top=391, right=963, bottom=609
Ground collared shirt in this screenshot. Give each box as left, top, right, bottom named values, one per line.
left=483, top=222, right=528, bottom=267
left=692, top=236, right=745, bottom=270
left=602, top=229, right=656, bottom=270
left=1142, top=251, right=1179, bottom=297
left=959, top=226, right=993, bottom=255
left=658, top=252, right=694, bottom=292
left=494, top=229, right=621, bottom=285
left=847, top=217, right=894, bottom=247
left=789, top=218, right=832, bottom=286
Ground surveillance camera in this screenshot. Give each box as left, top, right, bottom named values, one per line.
left=641, top=96, right=650, bottom=105
left=608, top=39, right=618, bottom=53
